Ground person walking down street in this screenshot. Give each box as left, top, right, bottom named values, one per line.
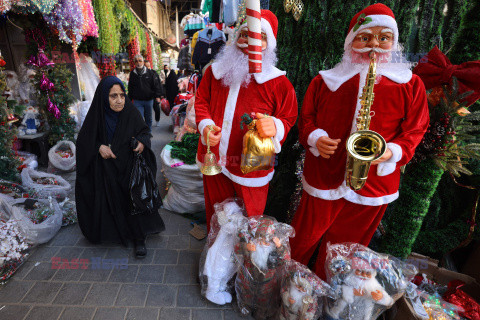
left=164, top=65, right=179, bottom=111
left=128, top=55, right=163, bottom=130
left=76, top=76, right=165, bottom=259
left=145, top=60, right=164, bottom=127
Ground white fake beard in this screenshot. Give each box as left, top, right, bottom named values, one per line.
left=332, top=43, right=412, bottom=80
left=212, top=43, right=278, bottom=87
left=344, top=272, right=381, bottom=295
left=287, top=285, right=308, bottom=313
left=251, top=242, right=275, bottom=271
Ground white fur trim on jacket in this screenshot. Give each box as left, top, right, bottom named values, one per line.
left=302, top=174, right=399, bottom=206
left=271, top=116, right=284, bottom=153
left=196, top=158, right=274, bottom=187
left=377, top=142, right=402, bottom=176
left=320, top=66, right=412, bottom=93
left=344, top=14, right=399, bottom=51
left=253, top=67, right=286, bottom=84
left=307, top=129, right=329, bottom=157
left=223, top=167, right=274, bottom=187
left=199, top=119, right=215, bottom=146
left=219, top=83, right=241, bottom=160
left=211, top=62, right=286, bottom=85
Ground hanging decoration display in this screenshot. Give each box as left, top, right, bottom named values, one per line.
left=0, top=54, right=20, bottom=182
left=25, top=29, right=60, bottom=119
left=78, top=0, right=99, bottom=38
left=25, top=27, right=76, bottom=144
left=14, top=0, right=59, bottom=15
left=283, top=0, right=304, bottom=21
left=151, top=34, right=159, bottom=70
left=138, top=27, right=146, bottom=51
left=127, top=33, right=140, bottom=71
left=0, top=0, right=12, bottom=13
left=145, top=30, right=153, bottom=67
left=92, top=0, right=119, bottom=54
left=43, top=0, right=84, bottom=45
left=97, top=54, right=116, bottom=78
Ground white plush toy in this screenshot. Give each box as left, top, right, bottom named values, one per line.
left=5, top=70, right=19, bottom=101
left=203, top=201, right=246, bottom=305
left=18, top=65, right=36, bottom=106
left=21, top=106, right=40, bottom=135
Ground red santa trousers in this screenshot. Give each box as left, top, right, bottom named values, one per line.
left=289, top=191, right=387, bottom=280
left=203, top=173, right=269, bottom=231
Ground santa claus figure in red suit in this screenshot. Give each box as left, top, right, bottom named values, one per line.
left=195, top=10, right=298, bottom=230
left=289, top=3, right=430, bottom=279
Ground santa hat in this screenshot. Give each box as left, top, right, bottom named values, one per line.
left=237, top=9, right=278, bottom=51
left=254, top=216, right=276, bottom=239
left=344, top=3, right=398, bottom=51
left=351, top=257, right=375, bottom=272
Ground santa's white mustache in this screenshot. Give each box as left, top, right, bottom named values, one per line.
left=236, top=42, right=248, bottom=49
left=352, top=47, right=391, bottom=53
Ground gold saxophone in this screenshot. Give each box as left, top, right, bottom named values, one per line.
left=345, top=52, right=386, bottom=191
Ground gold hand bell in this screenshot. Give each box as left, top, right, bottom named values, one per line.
left=201, top=125, right=222, bottom=176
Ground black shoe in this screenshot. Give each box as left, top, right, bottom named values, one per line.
left=134, top=239, right=147, bottom=259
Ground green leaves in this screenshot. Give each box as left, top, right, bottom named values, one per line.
left=352, top=13, right=372, bottom=32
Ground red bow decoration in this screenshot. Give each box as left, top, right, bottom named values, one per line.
left=443, top=280, right=480, bottom=320
left=413, top=46, right=480, bottom=107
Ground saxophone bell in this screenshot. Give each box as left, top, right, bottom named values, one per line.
left=346, top=130, right=386, bottom=190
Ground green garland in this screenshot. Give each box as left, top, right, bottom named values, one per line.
left=411, top=173, right=479, bottom=258
left=92, top=0, right=120, bottom=54
left=168, top=133, right=200, bottom=165
left=380, top=159, right=444, bottom=258
left=33, top=64, right=77, bottom=144
left=0, top=58, right=20, bottom=182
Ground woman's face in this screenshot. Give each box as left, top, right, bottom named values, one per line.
left=108, top=84, right=125, bottom=112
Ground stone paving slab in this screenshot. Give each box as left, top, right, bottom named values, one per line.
left=0, top=116, right=254, bottom=319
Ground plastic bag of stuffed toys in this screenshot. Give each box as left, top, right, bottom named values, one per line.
left=278, top=260, right=334, bottom=320
left=324, top=242, right=417, bottom=320
left=199, top=198, right=248, bottom=305
left=234, top=215, right=295, bottom=319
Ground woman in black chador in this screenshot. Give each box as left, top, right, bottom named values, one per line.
left=76, top=76, right=164, bottom=258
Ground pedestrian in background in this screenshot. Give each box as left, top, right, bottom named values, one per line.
left=128, top=54, right=162, bottom=130
left=164, top=64, right=179, bottom=111
left=145, top=60, right=164, bottom=127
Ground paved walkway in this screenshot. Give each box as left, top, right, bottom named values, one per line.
left=0, top=115, right=249, bottom=320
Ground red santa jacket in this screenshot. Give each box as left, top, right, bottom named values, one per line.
left=300, top=73, right=429, bottom=205
left=195, top=66, right=298, bottom=187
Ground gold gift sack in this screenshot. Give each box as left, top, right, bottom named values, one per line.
left=240, top=115, right=275, bottom=174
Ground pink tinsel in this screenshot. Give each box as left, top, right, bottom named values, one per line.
left=78, top=0, right=99, bottom=38
left=40, top=74, right=55, bottom=91
left=27, top=49, right=54, bottom=68
left=47, top=97, right=61, bottom=119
